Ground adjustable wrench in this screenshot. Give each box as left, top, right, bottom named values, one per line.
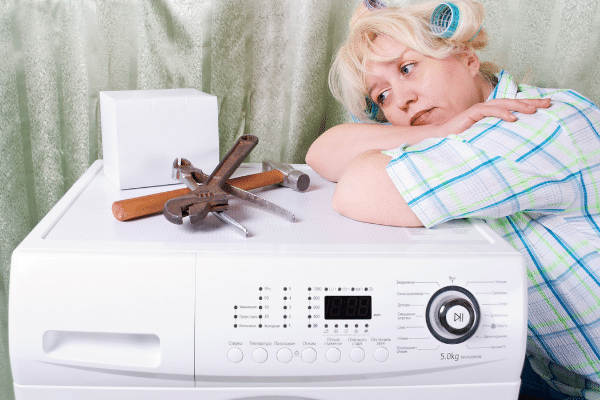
left=163, top=135, right=296, bottom=236
left=164, top=135, right=258, bottom=226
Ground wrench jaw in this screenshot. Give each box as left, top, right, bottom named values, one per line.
left=163, top=193, right=228, bottom=226
left=188, top=203, right=211, bottom=226
left=172, top=158, right=203, bottom=191
left=171, top=159, right=179, bottom=182
left=188, top=199, right=228, bottom=225
left=163, top=198, right=186, bottom=225
left=172, top=158, right=190, bottom=182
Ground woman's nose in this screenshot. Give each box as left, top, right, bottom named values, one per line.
left=394, top=88, right=417, bottom=112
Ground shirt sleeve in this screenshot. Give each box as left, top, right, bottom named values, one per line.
left=384, top=135, right=579, bottom=228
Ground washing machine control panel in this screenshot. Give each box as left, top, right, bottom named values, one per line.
left=195, top=254, right=526, bottom=381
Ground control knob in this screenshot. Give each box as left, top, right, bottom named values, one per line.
left=426, top=286, right=480, bottom=344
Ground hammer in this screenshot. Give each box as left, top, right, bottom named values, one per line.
left=112, top=160, right=310, bottom=221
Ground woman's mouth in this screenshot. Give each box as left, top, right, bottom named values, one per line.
left=410, top=108, right=435, bottom=126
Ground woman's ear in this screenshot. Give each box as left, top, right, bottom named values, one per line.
left=462, top=49, right=481, bottom=77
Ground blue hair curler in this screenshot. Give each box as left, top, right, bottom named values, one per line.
left=364, top=0, right=386, bottom=10
left=366, top=97, right=380, bottom=120
left=364, top=97, right=387, bottom=123
left=430, top=2, right=460, bottom=38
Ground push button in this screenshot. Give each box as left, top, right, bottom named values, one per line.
left=252, top=348, right=268, bottom=363
left=326, top=348, right=341, bottom=363
left=439, top=298, right=475, bottom=335
left=445, top=304, right=471, bottom=331
left=373, top=347, right=389, bottom=362
left=302, top=348, right=317, bottom=363
left=350, top=347, right=365, bottom=363
left=277, top=348, right=293, bottom=363
left=227, top=348, right=243, bottom=363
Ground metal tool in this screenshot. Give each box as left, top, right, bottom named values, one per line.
left=163, top=135, right=257, bottom=231
left=191, top=169, right=296, bottom=223
left=162, top=135, right=296, bottom=236
left=112, top=161, right=309, bottom=222
left=226, top=160, right=310, bottom=192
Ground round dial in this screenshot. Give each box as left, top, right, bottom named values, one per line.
left=426, top=286, right=480, bottom=344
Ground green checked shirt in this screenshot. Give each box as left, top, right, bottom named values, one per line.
left=385, top=70, right=600, bottom=397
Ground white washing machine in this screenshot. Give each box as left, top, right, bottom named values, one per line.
left=9, top=161, right=527, bottom=399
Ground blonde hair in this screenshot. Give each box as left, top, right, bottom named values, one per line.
left=329, top=0, right=499, bottom=123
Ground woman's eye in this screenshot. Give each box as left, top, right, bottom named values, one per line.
left=377, top=90, right=389, bottom=105
left=400, top=63, right=415, bottom=75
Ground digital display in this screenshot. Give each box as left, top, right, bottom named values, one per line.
left=324, top=296, right=372, bottom=320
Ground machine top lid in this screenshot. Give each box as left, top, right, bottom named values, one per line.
left=21, top=161, right=518, bottom=255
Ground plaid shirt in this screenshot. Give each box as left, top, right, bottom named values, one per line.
left=385, top=70, right=600, bottom=397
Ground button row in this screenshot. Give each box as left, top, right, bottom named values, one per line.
left=227, top=347, right=389, bottom=363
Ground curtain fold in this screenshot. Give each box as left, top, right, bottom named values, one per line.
left=2, top=0, right=600, bottom=398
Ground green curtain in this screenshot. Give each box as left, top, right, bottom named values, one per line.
left=2, top=0, right=600, bottom=398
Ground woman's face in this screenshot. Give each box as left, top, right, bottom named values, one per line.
left=365, top=35, right=489, bottom=126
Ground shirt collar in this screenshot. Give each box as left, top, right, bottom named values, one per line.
left=487, top=70, right=518, bottom=101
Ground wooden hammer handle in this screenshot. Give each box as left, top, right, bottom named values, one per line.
left=112, top=169, right=284, bottom=221
left=227, top=169, right=283, bottom=191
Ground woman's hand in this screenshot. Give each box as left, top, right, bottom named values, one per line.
left=441, top=98, right=551, bottom=137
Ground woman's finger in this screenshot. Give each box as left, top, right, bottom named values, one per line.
left=487, top=98, right=551, bottom=113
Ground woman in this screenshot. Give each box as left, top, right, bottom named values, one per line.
left=306, top=1, right=600, bottom=398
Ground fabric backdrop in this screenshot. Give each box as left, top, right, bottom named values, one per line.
left=1, top=0, right=600, bottom=398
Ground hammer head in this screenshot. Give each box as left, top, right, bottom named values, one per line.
left=262, top=161, right=310, bottom=192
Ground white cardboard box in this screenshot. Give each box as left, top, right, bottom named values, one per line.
left=100, top=89, right=219, bottom=190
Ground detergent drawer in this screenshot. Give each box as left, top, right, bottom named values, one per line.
left=9, top=250, right=196, bottom=387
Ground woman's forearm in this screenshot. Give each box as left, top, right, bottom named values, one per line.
left=305, top=99, right=551, bottom=182
left=305, top=122, right=438, bottom=182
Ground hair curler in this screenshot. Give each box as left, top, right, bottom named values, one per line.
left=430, top=2, right=460, bottom=38
left=364, top=0, right=386, bottom=10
